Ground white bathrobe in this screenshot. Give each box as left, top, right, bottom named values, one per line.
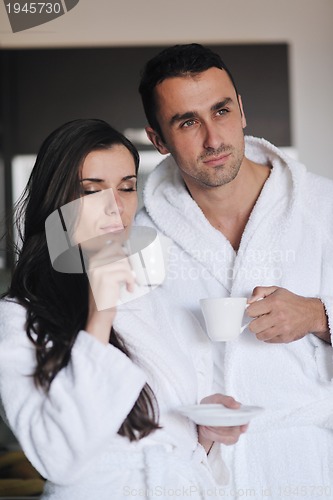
left=135, top=136, right=333, bottom=499
left=0, top=292, right=227, bottom=500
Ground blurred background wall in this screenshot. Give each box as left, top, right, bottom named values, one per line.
left=1, top=0, right=332, bottom=175
left=0, top=0, right=332, bottom=272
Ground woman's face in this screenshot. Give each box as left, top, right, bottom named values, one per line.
left=68, top=145, right=138, bottom=246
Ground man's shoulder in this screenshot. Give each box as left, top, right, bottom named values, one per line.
left=301, top=171, right=333, bottom=230
left=134, top=207, right=156, bottom=227
left=304, top=170, right=333, bottom=203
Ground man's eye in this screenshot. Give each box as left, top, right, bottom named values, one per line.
left=181, top=119, right=196, bottom=128
left=217, top=109, right=228, bottom=116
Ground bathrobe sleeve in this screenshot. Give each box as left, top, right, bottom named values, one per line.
left=312, top=192, right=333, bottom=346
left=319, top=232, right=333, bottom=345
left=0, top=300, right=146, bottom=485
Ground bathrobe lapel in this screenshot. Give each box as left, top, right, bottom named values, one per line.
left=231, top=147, right=302, bottom=295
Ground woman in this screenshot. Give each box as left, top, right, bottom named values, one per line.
left=0, top=119, right=241, bottom=499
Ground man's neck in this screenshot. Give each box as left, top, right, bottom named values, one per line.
left=184, top=158, right=271, bottom=251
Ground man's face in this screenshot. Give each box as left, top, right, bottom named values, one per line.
left=146, top=67, right=247, bottom=190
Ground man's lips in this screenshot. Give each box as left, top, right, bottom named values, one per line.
left=203, top=153, right=231, bottom=166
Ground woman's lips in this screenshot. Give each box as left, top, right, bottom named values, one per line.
left=100, top=225, right=125, bottom=234
left=203, top=153, right=231, bottom=167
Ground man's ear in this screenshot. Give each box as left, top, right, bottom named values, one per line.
left=238, top=95, right=247, bottom=129
left=145, top=127, right=170, bottom=155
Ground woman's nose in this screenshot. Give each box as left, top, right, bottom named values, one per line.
left=105, top=191, right=123, bottom=217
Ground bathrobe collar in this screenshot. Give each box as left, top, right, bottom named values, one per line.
left=143, top=136, right=307, bottom=295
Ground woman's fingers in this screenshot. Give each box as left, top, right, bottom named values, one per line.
left=87, top=258, right=136, bottom=311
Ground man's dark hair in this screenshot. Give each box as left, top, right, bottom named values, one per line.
left=139, top=43, right=239, bottom=137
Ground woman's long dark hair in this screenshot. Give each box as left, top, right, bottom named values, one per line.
left=5, top=118, right=159, bottom=441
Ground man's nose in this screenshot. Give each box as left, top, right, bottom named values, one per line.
left=203, top=122, right=221, bottom=150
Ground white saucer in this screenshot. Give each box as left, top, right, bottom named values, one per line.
left=177, top=404, right=264, bottom=426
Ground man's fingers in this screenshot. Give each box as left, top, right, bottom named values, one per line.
left=247, top=286, right=279, bottom=304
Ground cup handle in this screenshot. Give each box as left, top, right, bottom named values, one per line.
left=241, top=297, right=264, bottom=333
left=240, top=321, right=251, bottom=333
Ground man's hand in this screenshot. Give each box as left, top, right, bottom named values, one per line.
left=247, top=286, right=330, bottom=344
left=198, top=394, right=248, bottom=454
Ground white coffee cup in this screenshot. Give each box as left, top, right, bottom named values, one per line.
left=124, top=226, right=165, bottom=287
left=78, top=226, right=166, bottom=309
left=200, top=297, right=250, bottom=341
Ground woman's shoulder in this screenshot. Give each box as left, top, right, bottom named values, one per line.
left=0, top=299, right=27, bottom=339
left=0, top=297, right=25, bottom=313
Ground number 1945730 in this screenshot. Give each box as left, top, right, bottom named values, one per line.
left=5, top=3, right=62, bottom=14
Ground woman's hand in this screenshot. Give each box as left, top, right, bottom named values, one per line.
left=197, top=394, right=248, bottom=454
left=84, top=240, right=135, bottom=344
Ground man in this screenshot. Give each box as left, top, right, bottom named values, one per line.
left=136, top=43, right=333, bottom=498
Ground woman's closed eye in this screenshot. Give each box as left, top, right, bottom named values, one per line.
left=83, top=189, right=99, bottom=195
left=80, top=180, right=101, bottom=196
left=80, top=177, right=137, bottom=196
left=82, top=186, right=136, bottom=196
left=119, top=185, right=137, bottom=192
